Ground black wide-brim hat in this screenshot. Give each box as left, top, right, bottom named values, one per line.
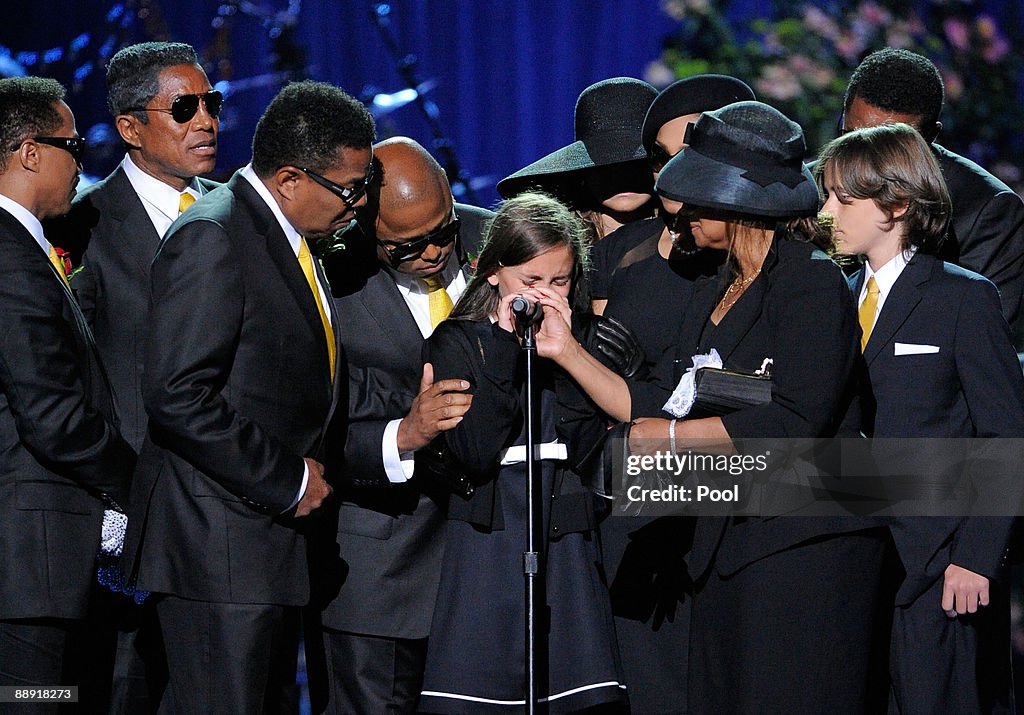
left=497, top=77, right=657, bottom=198
left=655, top=101, right=819, bottom=219
left=641, top=74, right=755, bottom=154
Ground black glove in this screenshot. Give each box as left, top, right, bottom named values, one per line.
left=575, top=313, right=646, bottom=379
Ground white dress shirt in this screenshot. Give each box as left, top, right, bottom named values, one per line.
left=121, top=153, right=203, bottom=237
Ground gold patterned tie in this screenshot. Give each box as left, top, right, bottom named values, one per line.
left=424, top=274, right=453, bottom=329
left=858, top=276, right=880, bottom=351
left=298, top=238, right=336, bottom=381
left=178, top=191, right=196, bottom=215
left=48, top=246, right=69, bottom=287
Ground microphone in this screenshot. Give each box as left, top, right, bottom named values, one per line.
left=510, top=296, right=543, bottom=331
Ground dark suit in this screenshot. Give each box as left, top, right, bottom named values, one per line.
left=122, top=171, right=342, bottom=712
left=851, top=253, right=1024, bottom=714
left=933, top=144, right=1024, bottom=337
left=630, top=236, right=888, bottom=713
left=0, top=204, right=135, bottom=683
left=317, top=203, right=490, bottom=713
left=47, top=165, right=218, bottom=450
left=44, top=164, right=219, bottom=712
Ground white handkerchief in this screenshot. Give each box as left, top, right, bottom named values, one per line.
left=662, top=348, right=723, bottom=418
left=894, top=342, right=940, bottom=356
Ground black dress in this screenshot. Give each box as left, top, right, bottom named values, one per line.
left=418, top=320, right=625, bottom=714
left=590, top=218, right=720, bottom=714
left=591, top=217, right=721, bottom=375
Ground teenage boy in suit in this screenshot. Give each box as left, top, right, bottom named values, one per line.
left=818, top=122, right=1024, bottom=715
left=840, top=48, right=1024, bottom=343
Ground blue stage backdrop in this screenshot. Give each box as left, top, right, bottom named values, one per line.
left=1, top=0, right=670, bottom=209
left=4, top=1, right=1022, bottom=207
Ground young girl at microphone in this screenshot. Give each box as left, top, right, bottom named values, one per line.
left=417, top=192, right=628, bottom=714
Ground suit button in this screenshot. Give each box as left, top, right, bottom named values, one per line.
left=552, top=525, right=559, bottom=533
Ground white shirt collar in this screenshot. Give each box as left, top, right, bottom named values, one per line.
left=860, top=246, right=916, bottom=308
left=122, top=153, right=201, bottom=224
left=0, top=192, right=49, bottom=255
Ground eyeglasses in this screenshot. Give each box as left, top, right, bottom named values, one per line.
left=13, top=136, right=87, bottom=164
left=128, top=90, right=224, bottom=124
left=377, top=213, right=461, bottom=266
left=649, top=144, right=675, bottom=173
left=299, top=160, right=375, bottom=212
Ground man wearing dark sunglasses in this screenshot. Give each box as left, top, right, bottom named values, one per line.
left=120, top=80, right=374, bottom=713
left=44, top=41, right=224, bottom=714
left=0, top=76, right=136, bottom=707
left=318, top=137, right=492, bottom=714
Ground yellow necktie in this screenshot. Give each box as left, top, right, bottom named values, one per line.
left=178, top=191, right=196, bottom=215
left=424, top=274, right=453, bottom=329
left=298, top=238, right=336, bottom=381
left=858, top=276, right=880, bottom=351
left=48, top=246, right=69, bottom=287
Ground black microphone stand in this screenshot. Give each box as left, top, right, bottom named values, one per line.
left=518, top=317, right=539, bottom=715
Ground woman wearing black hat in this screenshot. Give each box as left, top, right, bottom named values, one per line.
left=496, top=77, right=658, bottom=244
left=534, top=101, right=888, bottom=713
left=587, top=73, right=756, bottom=715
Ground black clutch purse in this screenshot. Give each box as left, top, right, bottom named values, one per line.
left=692, top=359, right=773, bottom=416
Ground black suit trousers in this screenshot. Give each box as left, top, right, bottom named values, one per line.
left=889, top=576, right=1012, bottom=715
left=155, top=596, right=298, bottom=715
left=320, top=629, right=427, bottom=715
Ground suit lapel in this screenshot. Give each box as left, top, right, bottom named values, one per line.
left=675, top=272, right=720, bottom=362
left=231, top=174, right=332, bottom=383
left=105, top=169, right=165, bottom=276
left=863, top=253, right=932, bottom=365
left=359, top=269, right=424, bottom=358
left=691, top=240, right=778, bottom=366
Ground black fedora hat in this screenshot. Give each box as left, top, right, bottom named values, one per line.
left=496, top=77, right=657, bottom=198
left=641, top=74, right=755, bottom=154
left=655, top=101, right=819, bottom=219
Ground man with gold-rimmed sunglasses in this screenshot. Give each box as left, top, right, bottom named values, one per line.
left=317, top=136, right=492, bottom=714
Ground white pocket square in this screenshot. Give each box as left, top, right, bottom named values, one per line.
left=894, top=342, right=940, bottom=356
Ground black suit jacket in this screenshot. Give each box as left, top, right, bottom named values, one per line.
left=318, top=203, right=491, bottom=638
left=630, top=236, right=866, bottom=579
left=123, top=171, right=343, bottom=606
left=850, top=253, right=1024, bottom=603
left=933, top=144, right=1024, bottom=332
left=46, top=165, right=218, bottom=450
left=0, top=206, right=135, bottom=620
